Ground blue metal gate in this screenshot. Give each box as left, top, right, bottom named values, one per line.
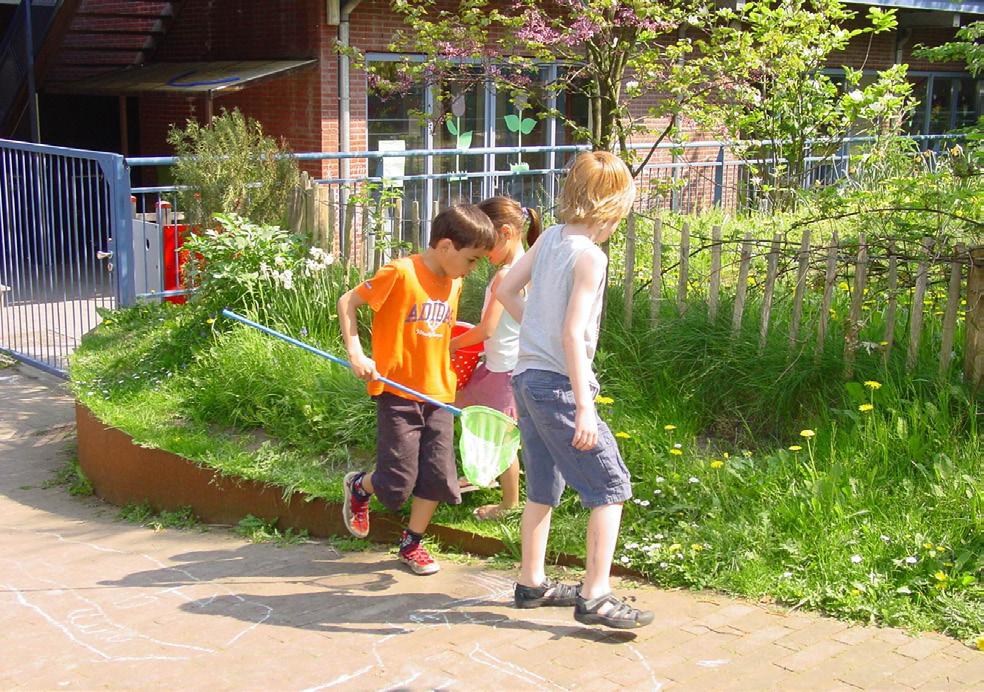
left=0, top=138, right=134, bottom=377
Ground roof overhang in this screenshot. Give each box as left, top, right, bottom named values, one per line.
left=46, top=59, right=318, bottom=97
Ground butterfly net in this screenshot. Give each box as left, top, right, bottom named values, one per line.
left=459, top=405, right=522, bottom=488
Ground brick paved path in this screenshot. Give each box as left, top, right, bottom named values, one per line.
left=1, top=363, right=981, bottom=690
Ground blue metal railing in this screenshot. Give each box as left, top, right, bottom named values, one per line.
left=0, top=0, right=61, bottom=137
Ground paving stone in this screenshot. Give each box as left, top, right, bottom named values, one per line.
left=774, top=639, right=850, bottom=673
left=0, top=362, right=972, bottom=691
left=895, top=636, right=951, bottom=661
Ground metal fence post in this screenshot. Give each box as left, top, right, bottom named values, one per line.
left=713, top=145, right=724, bottom=207
left=107, top=153, right=136, bottom=306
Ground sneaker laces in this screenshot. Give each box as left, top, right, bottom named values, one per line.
left=400, top=542, right=434, bottom=565
left=348, top=491, right=369, bottom=523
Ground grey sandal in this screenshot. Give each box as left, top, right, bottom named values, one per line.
left=574, top=593, right=655, bottom=629
left=514, top=577, right=580, bottom=609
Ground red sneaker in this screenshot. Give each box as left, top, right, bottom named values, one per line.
left=342, top=472, right=370, bottom=538
left=398, top=536, right=440, bottom=576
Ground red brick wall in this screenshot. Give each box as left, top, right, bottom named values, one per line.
left=137, top=0, right=324, bottom=175
left=134, top=0, right=971, bottom=178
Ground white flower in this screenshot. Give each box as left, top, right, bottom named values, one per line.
left=653, top=489, right=662, bottom=495
left=905, top=556, right=918, bottom=565
left=782, top=571, right=793, bottom=578
left=689, top=476, right=700, bottom=484
left=274, top=256, right=287, bottom=267
left=620, top=555, right=630, bottom=564
left=655, top=533, right=664, bottom=540
left=278, top=269, right=294, bottom=290
left=626, top=542, right=639, bottom=550
left=850, top=554, right=863, bottom=564
left=659, top=562, right=669, bottom=568
left=655, top=476, right=665, bottom=483
left=673, top=443, right=682, bottom=449
left=639, top=500, right=650, bottom=507
left=880, top=535, right=891, bottom=543
left=625, top=79, right=639, bottom=92
left=848, top=90, right=864, bottom=103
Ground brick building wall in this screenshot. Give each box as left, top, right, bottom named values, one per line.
left=131, top=1, right=971, bottom=179
left=136, top=0, right=324, bottom=175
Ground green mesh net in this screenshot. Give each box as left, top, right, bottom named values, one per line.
left=459, top=405, right=522, bottom=488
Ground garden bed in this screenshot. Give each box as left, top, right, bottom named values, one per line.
left=69, top=213, right=982, bottom=643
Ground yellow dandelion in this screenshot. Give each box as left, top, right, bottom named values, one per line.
left=879, top=341, right=889, bottom=346
left=976, top=636, right=984, bottom=652
left=595, top=395, right=614, bottom=405
left=669, top=543, right=682, bottom=552
left=788, top=445, right=802, bottom=452
left=863, top=381, right=881, bottom=390
left=664, top=424, right=677, bottom=431
left=838, top=281, right=850, bottom=291
left=800, top=429, right=816, bottom=438
left=615, top=431, right=631, bottom=439
left=710, top=460, right=724, bottom=469
left=723, top=452, right=730, bottom=459
left=691, top=543, right=704, bottom=552
left=206, top=318, right=216, bottom=324
left=858, top=403, right=874, bottom=412
left=934, top=571, right=948, bottom=581
left=851, top=588, right=861, bottom=596
left=669, top=448, right=683, bottom=456
left=924, top=542, right=934, bottom=550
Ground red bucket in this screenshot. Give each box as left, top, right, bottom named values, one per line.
left=451, top=321, right=484, bottom=390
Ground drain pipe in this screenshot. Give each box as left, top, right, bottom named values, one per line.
left=339, top=0, right=364, bottom=184
left=337, top=0, right=363, bottom=249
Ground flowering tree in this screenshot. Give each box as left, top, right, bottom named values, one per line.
left=694, top=0, right=912, bottom=210
left=358, top=0, right=737, bottom=173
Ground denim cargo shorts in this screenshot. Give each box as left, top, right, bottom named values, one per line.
left=512, top=369, right=632, bottom=508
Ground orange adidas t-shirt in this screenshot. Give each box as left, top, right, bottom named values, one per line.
left=354, top=255, right=462, bottom=403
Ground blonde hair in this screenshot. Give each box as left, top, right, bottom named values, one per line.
left=555, top=151, right=636, bottom=227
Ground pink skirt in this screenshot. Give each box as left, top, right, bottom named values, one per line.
left=454, top=364, right=517, bottom=420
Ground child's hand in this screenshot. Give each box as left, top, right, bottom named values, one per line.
left=349, top=354, right=378, bottom=382
left=571, top=408, right=598, bottom=451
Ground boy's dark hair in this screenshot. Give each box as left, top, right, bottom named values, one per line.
left=429, top=204, right=497, bottom=251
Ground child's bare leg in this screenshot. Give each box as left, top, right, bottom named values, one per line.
left=474, top=458, right=520, bottom=520
left=517, top=500, right=552, bottom=587
left=580, top=503, right=623, bottom=600
left=407, top=497, right=439, bottom=535
left=359, top=471, right=375, bottom=494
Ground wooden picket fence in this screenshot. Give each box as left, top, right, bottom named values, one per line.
left=287, top=172, right=424, bottom=274
left=621, top=214, right=984, bottom=388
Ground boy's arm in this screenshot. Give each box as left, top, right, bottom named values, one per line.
left=563, top=249, right=606, bottom=451
left=450, top=270, right=507, bottom=352
left=496, top=244, right=537, bottom=322
left=337, top=289, right=378, bottom=381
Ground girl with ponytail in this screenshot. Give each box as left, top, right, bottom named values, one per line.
left=450, top=196, right=541, bottom=520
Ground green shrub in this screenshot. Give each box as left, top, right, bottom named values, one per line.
left=167, top=108, right=300, bottom=227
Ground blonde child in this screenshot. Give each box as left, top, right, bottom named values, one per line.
left=450, top=196, right=541, bottom=520
left=497, top=152, right=654, bottom=628
left=337, top=204, right=496, bottom=575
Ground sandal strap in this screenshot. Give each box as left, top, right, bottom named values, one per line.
left=582, top=593, right=645, bottom=622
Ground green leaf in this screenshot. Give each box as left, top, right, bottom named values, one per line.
left=520, top=117, right=537, bottom=135
left=457, top=131, right=473, bottom=149
left=504, top=114, right=521, bottom=132
left=446, top=119, right=458, bottom=136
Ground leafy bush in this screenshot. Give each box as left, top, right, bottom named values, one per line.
left=167, top=108, right=300, bottom=227
left=181, top=213, right=305, bottom=311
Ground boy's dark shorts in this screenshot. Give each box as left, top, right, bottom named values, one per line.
left=370, top=392, right=460, bottom=512
left=512, top=369, right=632, bottom=509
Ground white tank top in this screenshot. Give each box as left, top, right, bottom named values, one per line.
left=483, top=264, right=522, bottom=373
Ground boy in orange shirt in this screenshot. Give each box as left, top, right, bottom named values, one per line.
left=337, top=204, right=496, bottom=575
